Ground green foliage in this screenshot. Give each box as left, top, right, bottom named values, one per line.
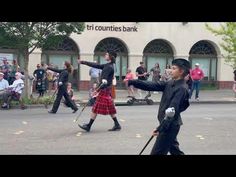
left=0, top=22, right=85, bottom=53
left=206, top=23, right=236, bottom=69
left=0, top=22, right=85, bottom=98
left=21, top=96, right=55, bottom=105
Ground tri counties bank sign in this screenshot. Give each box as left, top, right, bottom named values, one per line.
left=86, top=24, right=138, bottom=32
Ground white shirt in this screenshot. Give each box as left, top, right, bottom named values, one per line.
left=0, top=78, right=9, bottom=90
left=9, top=79, right=24, bottom=94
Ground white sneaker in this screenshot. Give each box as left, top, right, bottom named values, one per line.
left=196, top=98, right=199, bottom=101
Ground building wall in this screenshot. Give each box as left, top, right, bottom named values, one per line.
left=26, top=22, right=235, bottom=89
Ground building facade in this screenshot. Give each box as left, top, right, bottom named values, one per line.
left=0, top=22, right=234, bottom=90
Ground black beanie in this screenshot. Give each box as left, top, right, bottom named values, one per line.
left=172, top=58, right=191, bottom=74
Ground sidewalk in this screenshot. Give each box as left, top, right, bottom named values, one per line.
left=72, top=89, right=236, bottom=105
left=5, top=89, right=236, bottom=110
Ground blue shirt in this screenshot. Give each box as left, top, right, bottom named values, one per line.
left=0, top=78, right=9, bottom=90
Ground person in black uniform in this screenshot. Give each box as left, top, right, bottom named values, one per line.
left=77, top=50, right=121, bottom=132
left=33, top=64, right=46, bottom=97
left=47, top=61, right=78, bottom=114
left=128, top=58, right=191, bottom=155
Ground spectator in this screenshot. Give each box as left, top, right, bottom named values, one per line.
left=189, top=63, right=204, bottom=101
left=0, top=58, right=10, bottom=82
left=161, top=64, right=172, bottom=82
left=0, top=72, right=9, bottom=99
left=150, top=62, right=161, bottom=82
left=89, top=60, right=101, bottom=88
left=63, top=82, right=76, bottom=107
left=123, top=68, right=135, bottom=97
left=1, top=72, right=24, bottom=109
left=46, top=63, right=57, bottom=91
left=9, top=59, right=20, bottom=85
left=184, top=74, right=192, bottom=99
left=88, top=82, right=97, bottom=106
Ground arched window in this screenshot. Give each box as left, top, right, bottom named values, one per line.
left=143, top=39, right=174, bottom=80
left=94, top=37, right=128, bottom=88
left=42, top=37, right=79, bottom=89
left=189, top=40, right=217, bottom=81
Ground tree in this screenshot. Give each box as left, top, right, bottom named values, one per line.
left=206, top=22, right=236, bottom=69
left=0, top=22, right=85, bottom=97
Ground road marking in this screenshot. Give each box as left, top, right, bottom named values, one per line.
left=22, top=121, right=28, bottom=125
left=76, top=132, right=82, bottom=137
left=119, top=119, right=125, bottom=122
left=203, top=117, right=213, bottom=120
left=14, top=130, right=24, bottom=135
left=136, top=134, right=142, bottom=138
left=195, top=135, right=205, bottom=140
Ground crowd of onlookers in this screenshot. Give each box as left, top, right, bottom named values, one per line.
left=0, top=58, right=25, bottom=109
left=1, top=57, right=236, bottom=110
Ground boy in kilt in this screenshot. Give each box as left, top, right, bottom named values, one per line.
left=77, top=50, right=121, bottom=132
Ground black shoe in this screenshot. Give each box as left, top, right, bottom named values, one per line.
left=78, top=124, right=91, bottom=132
left=108, top=124, right=121, bottom=131
left=48, top=110, right=56, bottom=114
left=72, top=108, right=78, bottom=113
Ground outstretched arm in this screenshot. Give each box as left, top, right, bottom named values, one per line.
left=47, top=67, right=63, bottom=73
left=128, top=79, right=166, bottom=91
left=78, top=59, right=104, bottom=70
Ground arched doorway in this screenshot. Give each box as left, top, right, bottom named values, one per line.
left=94, top=37, right=128, bottom=89
left=42, top=37, right=80, bottom=89
left=143, top=39, right=174, bottom=81
left=189, top=40, right=218, bottom=86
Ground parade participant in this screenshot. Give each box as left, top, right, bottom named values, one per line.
left=77, top=50, right=121, bottom=132
left=47, top=61, right=78, bottom=114
left=33, top=64, right=46, bottom=97
left=128, top=58, right=190, bottom=155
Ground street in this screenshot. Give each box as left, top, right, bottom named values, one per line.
left=0, top=104, right=236, bottom=154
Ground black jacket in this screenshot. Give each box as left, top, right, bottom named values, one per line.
left=47, top=67, right=69, bottom=88
left=81, top=61, right=114, bottom=89
left=128, top=79, right=190, bottom=126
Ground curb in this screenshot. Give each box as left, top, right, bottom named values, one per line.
left=3, top=100, right=236, bottom=110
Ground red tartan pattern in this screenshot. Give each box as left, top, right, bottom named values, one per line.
left=92, top=88, right=116, bottom=115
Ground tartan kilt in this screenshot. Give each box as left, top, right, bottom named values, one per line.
left=36, top=79, right=46, bottom=91
left=92, top=88, right=116, bottom=115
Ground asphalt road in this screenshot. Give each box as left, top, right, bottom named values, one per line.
left=0, top=104, right=236, bottom=155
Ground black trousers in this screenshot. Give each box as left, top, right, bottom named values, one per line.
left=51, top=86, right=77, bottom=113
left=150, top=123, right=184, bottom=155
